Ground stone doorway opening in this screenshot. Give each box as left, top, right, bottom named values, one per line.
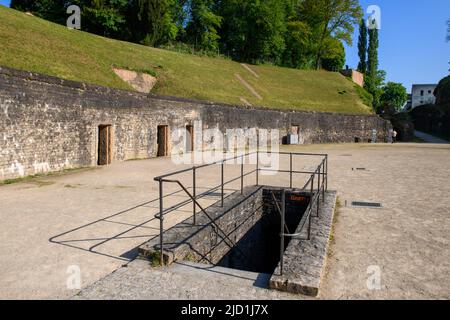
left=157, top=125, right=169, bottom=157
left=98, top=124, right=112, bottom=166
left=186, top=125, right=194, bottom=152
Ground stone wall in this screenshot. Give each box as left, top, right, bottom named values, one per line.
left=340, top=69, right=364, bottom=87
left=139, top=186, right=264, bottom=265
left=0, top=66, right=391, bottom=181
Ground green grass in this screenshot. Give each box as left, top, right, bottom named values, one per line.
left=0, top=6, right=372, bottom=114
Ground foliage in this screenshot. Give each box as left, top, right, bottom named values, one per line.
left=297, top=0, right=362, bottom=69
left=357, top=18, right=367, bottom=73
left=0, top=4, right=373, bottom=114
left=379, top=82, right=408, bottom=113
left=11, top=0, right=68, bottom=24
left=14, top=0, right=359, bottom=69
left=321, top=38, right=346, bottom=71
left=434, top=75, right=450, bottom=105
left=365, top=22, right=380, bottom=109
left=10, top=0, right=364, bottom=70
left=184, top=0, right=222, bottom=52
left=77, top=0, right=128, bottom=38
left=217, top=0, right=288, bottom=64
left=129, top=0, right=180, bottom=46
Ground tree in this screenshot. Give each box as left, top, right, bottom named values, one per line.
left=77, top=0, right=128, bottom=38
left=129, top=0, right=179, bottom=46
left=282, top=20, right=314, bottom=69
left=184, top=0, right=222, bottom=52
left=12, top=0, right=129, bottom=39
left=365, top=20, right=380, bottom=108
left=321, top=37, right=345, bottom=71
left=380, top=82, right=407, bottom=113
left=11, top=0, right=69, bottom=25
left=357, top=18, right=367, bottom=73
left=297, top=0, right=362, bottom=69
left=217, top=0, right=288, bottom=64
left=434, top=75, right=450, bottom=105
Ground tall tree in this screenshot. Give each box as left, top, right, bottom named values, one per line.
left=357, top=18, right=367, bottom=73
left=217, top=0, right=288, bottom=64
left=129, top=0, right=179, bottom=46
left=365, top=19, right=380, bottom=107
left=297, top=0, right=362, bottom=69
left=185, top=0, right=222, bottom=52
left=77, top=0, right=128, bottom=38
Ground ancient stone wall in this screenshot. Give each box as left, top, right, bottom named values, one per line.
left=0, top=66, right=391, bottom=181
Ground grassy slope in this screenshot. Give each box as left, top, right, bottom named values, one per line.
left=0, top=6, right=371, bottom=114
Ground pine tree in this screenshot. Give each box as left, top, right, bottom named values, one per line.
left=357, top=19, right=367, bottom=73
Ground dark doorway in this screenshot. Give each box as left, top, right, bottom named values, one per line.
left=186, top=125, right=194, bottom=152
left=157, top=125, right=169, bottom=157
left=98, top=125, right=112, bottom=165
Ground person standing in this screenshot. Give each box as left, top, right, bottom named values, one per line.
left=392, top=130, right=398, bottom=143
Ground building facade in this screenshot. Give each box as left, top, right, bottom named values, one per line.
left=411, top=84, right=437, bottom=109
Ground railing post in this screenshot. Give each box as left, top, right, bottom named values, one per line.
left=280, top=189, right=286, bottom=276
left=159, top=179, right=164, bottom=266
left=325, top=155, right=328, bottom=191
left=193, top=167, right=197, bottom=225
left=256, top=150, right=259, bottom=186
left=221, top=161, right=224, bottom=207
left=289, top=153, right=293, bottom=189
left=317, top=167, right=320, bottom=217
left=322, top=159, right=325, bottom=202
left=241, top=155, right=244, bottom=195
left=307, top=211, right=311, bottom=240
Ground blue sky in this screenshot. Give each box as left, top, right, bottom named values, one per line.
left=1, top=0, right=449, bottom=91
left=345, top=0, right=449, bottom=91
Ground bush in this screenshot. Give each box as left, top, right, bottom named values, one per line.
left=434, top=75, right=450, bottom=106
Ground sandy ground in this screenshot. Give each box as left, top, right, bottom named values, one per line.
left=1, top=143, right=449, bottom=299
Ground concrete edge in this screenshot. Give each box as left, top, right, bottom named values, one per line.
left=268, top=191, right=337, bottom=297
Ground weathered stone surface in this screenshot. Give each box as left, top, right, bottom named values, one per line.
left=0, top=66, right=391, bottom=181
left=269, top=191, right=337, bottom=297
left=139, top=186, right=264, bottom=265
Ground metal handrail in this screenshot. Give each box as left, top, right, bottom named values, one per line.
left=157, top=178, right=255, bottom=266
left=154, top=150, right=329, bottom=271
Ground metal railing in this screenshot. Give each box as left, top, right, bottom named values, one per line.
left=153, top=150, right=328, bottom=268
left=271, top=156, right=328, bottom=275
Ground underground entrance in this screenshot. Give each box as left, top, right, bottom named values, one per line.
left=139, top=151, right=336, bottom=296
left=216, top=189, right=311, bottom=274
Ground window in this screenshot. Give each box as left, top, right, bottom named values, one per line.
left=420, top=90, right=424, bottom=96
left=428, top=90, right=432, bottom=94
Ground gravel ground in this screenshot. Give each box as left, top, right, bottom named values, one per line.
left=1, top=143, right=449, bottom=299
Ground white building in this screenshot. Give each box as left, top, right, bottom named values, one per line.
left=411, top=84, right=437, bottom=109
